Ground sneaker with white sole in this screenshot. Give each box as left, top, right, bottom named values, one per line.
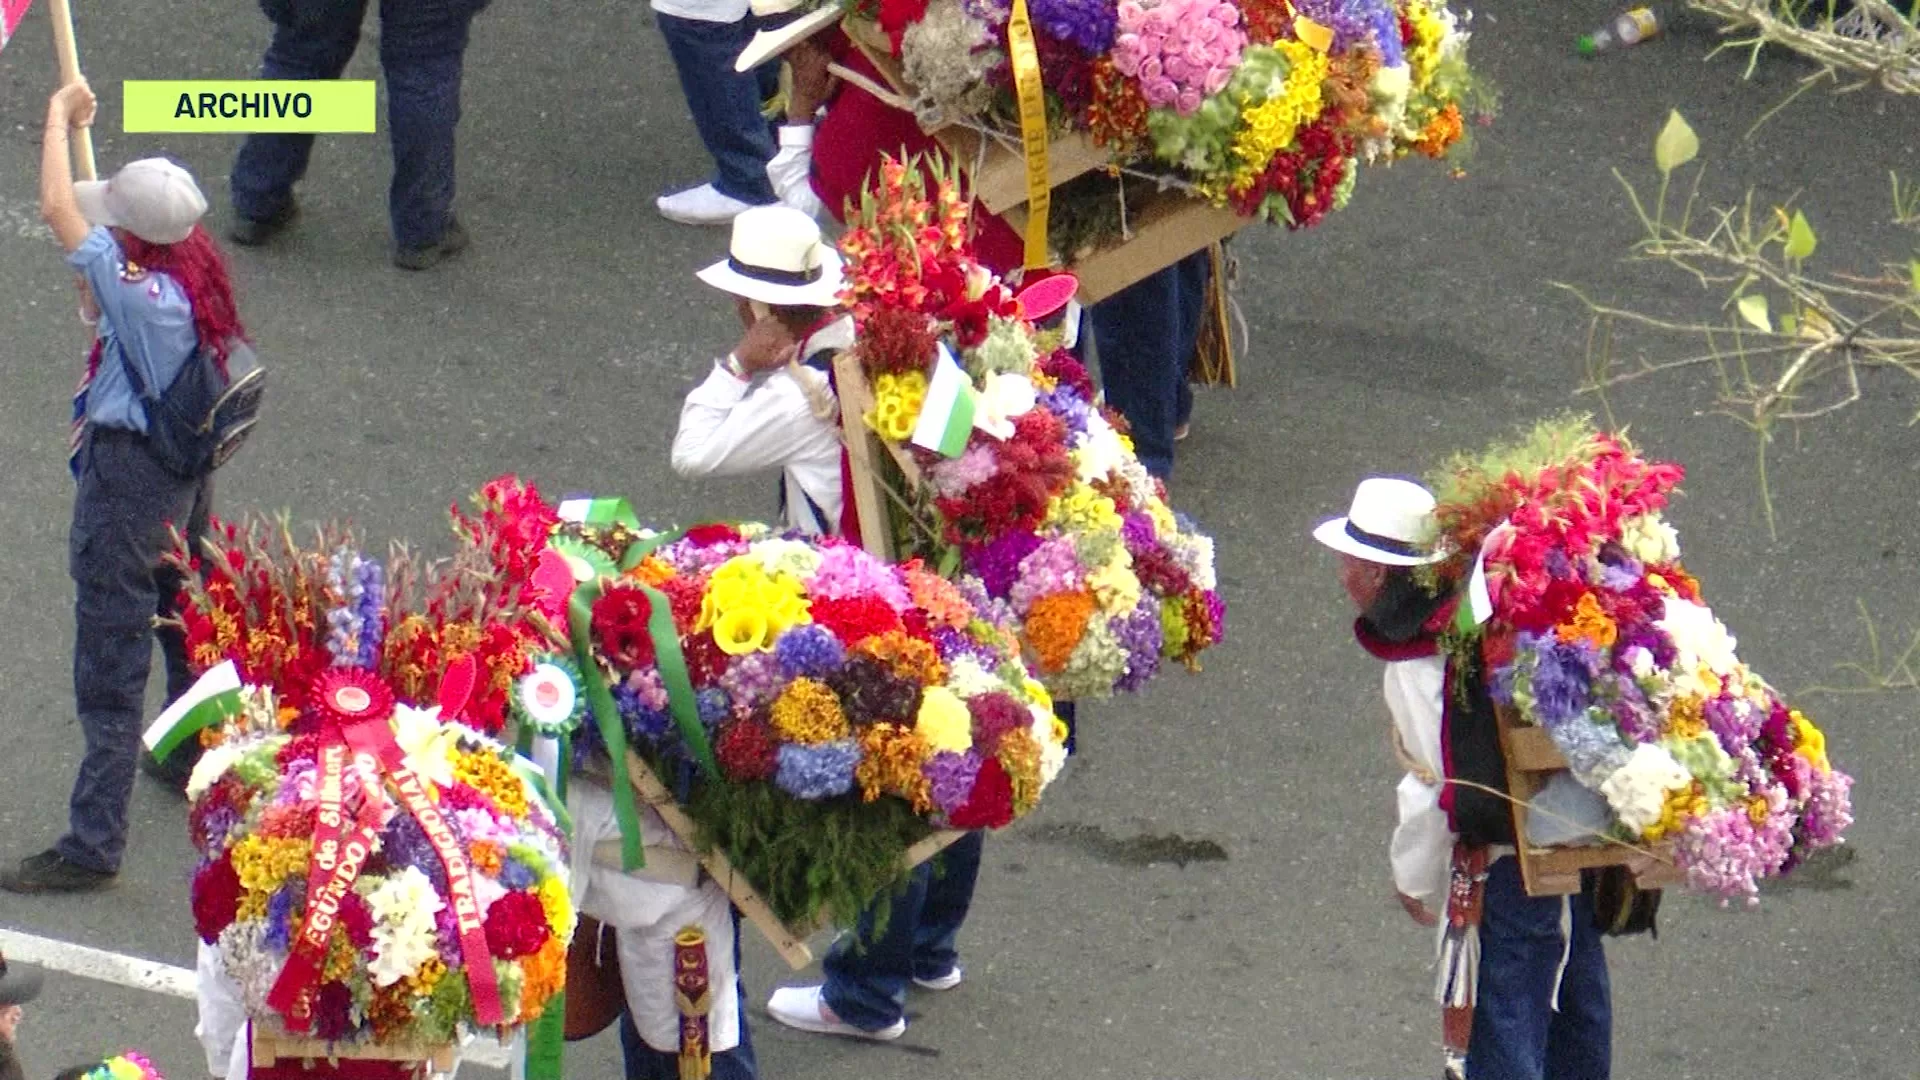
left=656, top=184, right=756, bottom=226
left=912, top=966, right=963, bottom=991
left=766, top=985, right=906, bottom=1041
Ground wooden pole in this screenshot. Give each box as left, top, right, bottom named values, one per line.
left=47, top=0, right=97, bottom=180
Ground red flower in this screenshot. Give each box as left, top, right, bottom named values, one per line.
left=339, top=890, right=375, bottom=948
left=966, top=692, right=1028, bottom=756
left=483, top=890, right=553, bottom=960
left=1037, top=348, right=1096, bottom=400
left=948, top=755, right=1015, bottom=829
left=716, top=720, right=779, bottom=782
left=659, top=575, right=709, bottom=633
left=191, top=856, right=242, bottom=944
left=933, top=410, right=1073, bottom=543
left=857, top=306, right=939, bottom=379
left=681, top=629, right=733, bottom=685
left=877, top=0, right=930, bottom=53
left=808, top=595, right=905, bottom=647
left=593, top=586, right=657, bottom=670
left=685, top=524, right=743, bottom=547
left=312, top=982, right=357, bottom=1042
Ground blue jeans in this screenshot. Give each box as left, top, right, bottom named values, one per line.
left=619, top=910, right=759, bottom=1080
left=656, top=12, right=779, bottom=206
left=1466, top=857, right=1613, bottom=1080
left=822, top=830, right=986, bottom=1030
left=230, top=0, right=490, bottom=249
left=1085, top=249, right=1213, bottom=480
left=60, top=429, right=211, bottom=872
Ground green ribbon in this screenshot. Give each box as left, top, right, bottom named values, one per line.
left=618, top=527, right=720, bottom=783
left=511, top=753, right=574, bottom=836
left=523, top=996, right=566, bottom=1080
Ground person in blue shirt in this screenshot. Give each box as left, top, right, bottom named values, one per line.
left=1, top=81, right=250, bottom=895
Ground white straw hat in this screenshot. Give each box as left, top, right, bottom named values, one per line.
left=736, top=0, right=846, bottom=72
left=1312, top=477, right=1445, bottom=566
left=696, top=205, right=845, bottom=308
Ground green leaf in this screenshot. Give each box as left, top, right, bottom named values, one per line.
left=1737, top=292, right=1772, bottom=333
left=1911, top=258, right=1920, bottom=295
left=1781, top=313, right=1798, bottom=336
left=1784, top=210, right=1817, bottom=260
left=1654, top=111, right=1700, bottom=176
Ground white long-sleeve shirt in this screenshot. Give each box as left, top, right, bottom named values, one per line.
left=670, top=315, right=851, bottom=536
left=767, top=124, right=825, bottom=221
left=1384, top=655, right=1456, bottom=912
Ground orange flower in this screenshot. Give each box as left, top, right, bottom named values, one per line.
left=516, top=936, right=568, bottom=1023
left=470, top=840, right=504, bottom=877
left=1025, top=590, right=1097, bottom=674
left=1414, top=103, right=1464, bottom=158
left=1555, top=593, right=1617, bottom=650
left=996, top=727, right=1044, bottom=815
left=628, top=555, right=675, bottom=588
left=855, top=723, right=934, bottom=812
left=857, top=631, right=947, bottom=686
left=904, top=565, right=972, bottom=630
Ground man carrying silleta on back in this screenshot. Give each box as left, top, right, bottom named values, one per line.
left=1315, top=478, right=1619, bottom=1080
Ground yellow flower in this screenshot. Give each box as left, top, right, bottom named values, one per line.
left=1790, top=710, right=1831, bottom=773
left=1555, top=593, right=1617, bottom=650
left=770, top=678, right=851, bottom=744
left=1044, top=485, right=1122, bottom=535
left=537, top=874, right=576, bottom=942
left=915, top=686, right=974, bottom=754
left=1226, top=41, right=1329, bottom=188
left=1747, top=797, right=1771, bottom=826
left=714, top=607, right=772, bottom=655
left=867, top=371, right=928, bottom=442
left=1086, top=548, right=1140, bottom=615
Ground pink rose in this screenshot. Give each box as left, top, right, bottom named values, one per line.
left=1111, top=35, right=1142, bottom=75
left=1139, top=55, right=1163, bottom=81
left=1183, top=39, right=1211, bottom=68
left=1142, top=76, right=1178, bottom=107
left=1139, top=31, right=1165, bottom=57
left=1191, top=18, right=1219, bottom=43
left=1209, top=1, right=1238, bottom=26
left=1176, top=87, right=1204, bottom=114
left=1163, top=53, right=1191, bottom=80
left=1143, top=10, right=1172, bottom=36
left=1117, top=1, right=1146, bottom=26
left=1203, top=65, right=1232, bottom=94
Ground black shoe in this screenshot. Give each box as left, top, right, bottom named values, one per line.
left=0, top=849, right=117, bottom=894
left=228, top=199, right=299, bottom=246
left=139, top=748, right=196, bottom=795
left=393, top=217, right=470, bottom=271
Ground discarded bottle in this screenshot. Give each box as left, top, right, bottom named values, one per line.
left=1577, top=7, right=1663, bottom=55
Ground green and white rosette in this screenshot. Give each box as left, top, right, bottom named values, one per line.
left=514, top=656, right=587, bottom=738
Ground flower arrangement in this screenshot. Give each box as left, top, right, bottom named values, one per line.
left=77, top=1056, right=165, bottom=1080
left=838, top=156, right=1224, bottom=700
left=1427, top=415, right=1855, bottom=906
left=503, top=495, right=1070, bottom=927
left=849, top=0, right=1493, bottom=232
left=169, top=499, right=573, bottom=1052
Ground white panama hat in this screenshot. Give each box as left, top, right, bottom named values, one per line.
left=735, top=0, right=846, bottom=72
left=695, top=204, right=845, bottom=308
left=1312, top=477, right=1445, bottom=567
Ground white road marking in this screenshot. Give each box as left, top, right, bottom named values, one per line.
left=0, top=927, right=514, bottom=1070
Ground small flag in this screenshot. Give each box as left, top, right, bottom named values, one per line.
left=1, top=0, right=33, bottom=53
left=143, top=660, right=243, bottom=759
left=910, top=344, right=977, bottom=459
left=557, top=497, right=640, bottom=529
left=1452, top=540, right=1495, bottom=634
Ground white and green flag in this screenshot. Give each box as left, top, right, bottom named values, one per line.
left=143, top=660, right=244, bottom=759
left=911, top=343, right=978, bottom=459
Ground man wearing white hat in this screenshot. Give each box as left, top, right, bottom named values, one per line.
left=670, top=203, right=851, bottom=537
left=1315, top=478, right=1617, bottom=1080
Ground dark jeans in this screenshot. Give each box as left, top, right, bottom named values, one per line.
left=1085, top=249, right=1213, bottom=480
left=59, top=428, right=212, bottom=873
left=655, top=11, right=779, bottom=206
left=619, top=909, right=758, bottom=1080
left=1466, top=857, right=1613, bottom=1080
left=822, top=830, right=985, bottom=1031
left=231, top=0, right=491, bottom=249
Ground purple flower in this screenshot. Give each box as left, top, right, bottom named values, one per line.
left=1703, top=695, right=1762, bottom=757
left=696, top=688, right=731, bottom=728
left=1039, top=382, right=1094, bottom=437
left=1120, top=512, right=1158, bottom=554
left=774, top=741, right=860, bottom=800
left=264, top=884, right=300, bottom=951
left=381, top=814, right=448, bottom=894
left=721, top=651, right=785, bottom=711
left=355, top=558, right=386, bottom=665
left=1526, top=635, right=1596, bottom=727
left=615, top=682, right=672, bottom=746
left=926, top=444, right=1000, bottom=497
left=435, top=907, right=464, bottom=968
left=1604, top=674, right=1661, bottom=745
left=1613, top=624, right=1677, bottom=673
left=933, top=626, right=1001, bottom=671
left=1797, top=766, right=1855, bottom=849
left=964, top=532, right=1044, bottom=599
left=197, top=805, right=241, bottom=852
left=775, top=625, right=847, bottom=680
left=923, top=751, right=982, bottom=816
left=1010, top=538, right=1085, bottom=611
left=1111, top=599, right=1164, bottom=693
left=1029, top=0, right=1117, bottom=53
left=499, top=858, right=537, bottom=890
left=1289, top=0, right=1404, bottom=65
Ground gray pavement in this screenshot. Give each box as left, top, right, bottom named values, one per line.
left=1, top=1, right=1916, bottom=1078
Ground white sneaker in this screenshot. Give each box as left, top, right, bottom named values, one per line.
left=656, top=184, right=754, bottom=226
left=912, top=966, right=964, bottom=991
left=765, top=985, right=906, bottom=1041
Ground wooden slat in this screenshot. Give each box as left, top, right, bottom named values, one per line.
left=252, top=1032, right=458, bottom=1072
left=1503, top=725, right=1568, bottom=773
left=1003, top=194, right=1245, bottom=304
left=832, top=350, right=899, bottom=563
left=934, top=125, right=1117, bottom=215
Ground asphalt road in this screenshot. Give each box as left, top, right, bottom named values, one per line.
left=2, top=2, right=1916, bottom=1078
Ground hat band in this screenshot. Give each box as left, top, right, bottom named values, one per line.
left=729, top=255, right=821, bottom=288
left=1346, top=521, right=1425, bottom=559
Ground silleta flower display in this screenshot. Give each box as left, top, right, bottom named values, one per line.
left=847, top=0, right=1492, bottom=232
left=1429, top=416, right=1855, bottom=906
left=492, top=493, right=1072, bottom=927
left=840, top=156, right=1225, bottom=700
left=166, top=505, right=573, bottom=1051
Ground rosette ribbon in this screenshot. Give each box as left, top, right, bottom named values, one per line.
left=263, top=664, right=507, bottom=1035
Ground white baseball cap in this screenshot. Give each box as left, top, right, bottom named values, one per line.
left=74, top=157, right=209, bottom=245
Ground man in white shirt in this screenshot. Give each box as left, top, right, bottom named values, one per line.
left=1316, top=478, right=1615, bottom=1080
left=653, top=0, right=782, bottom=225
left=673, top=204, right=849, bottom=535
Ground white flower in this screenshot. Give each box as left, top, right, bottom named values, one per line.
left=1033, top=711, right=1067, bottom=788
left=1598, top=743, right=1691, bottom=833
left=1656, top=596, right=1739, bottom=676
left=1368, top=63, right=1411, bottom=127
left=972, top=372, right=1038, bottom=441
left=751, top=538, right=823, bottom=580
left=944, top=656, right=1001, bottom=699
left=1619, top=513, right=1681, bottom=565
left=186, top=739, right=253, bottom=802
left=392, top=704, right=459, bottom=790
left=366, top=866, right=446, bottom=987
left=1074, top=413, right=1127, bottom=484
left=1625, top=646, right=1655, bottom=680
